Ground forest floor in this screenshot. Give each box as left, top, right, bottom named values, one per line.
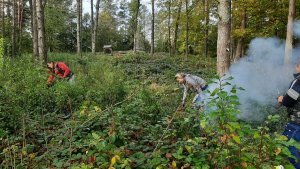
left=0, top=53, right=290, bottom=168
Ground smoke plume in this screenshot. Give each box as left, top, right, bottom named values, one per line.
left=225, top=37, right=300, bottom=121
left=294, top=20, right=300, bottom=38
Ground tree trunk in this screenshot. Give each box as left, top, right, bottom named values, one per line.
left=185, top=0, right=188, bottom=59
left=229, top=0, right=233, bottom=62
left=12, top=0, right=16, bottom=57
left=30, top=0, right=38, bottom=59
left=92, top=0, right=100, bottom=54
left=168, top=0, right=171, bottom=56
left=36, top=0, right=47, bottom=63
left=150, top=0, right=154, bottom=56
left=133, top=0, right=140, bottom=52
left=284, top=0, right=295, bottom=65
left=1, top=0, right=5, bottom=39
left=204, top=0, right=209, bottom=57
left=77, top=0, right=82, bottom=55
left=234, top=8, right=246, bottom=62
left=173, top=0, right=182, bottom=54
left=17, top=0, right=24, bottom=53
left=91, top=0, right=93, bottom=53
left=217, top=0, right=230, bottom=76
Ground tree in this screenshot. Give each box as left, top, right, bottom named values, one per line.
left=91, top=0, right=93, bottom=52
left=284, top=0, right=295, bottom=65
left=36, top=0, right=47, bottom=63
left=234, top=6, right=246, bottom=62
left=12, top=0, right=16, bottom=57
left=173, top=0, right=182, bottom=54
left=133, top=0, right=140, bottom=52
left=151, top=0, right=154, bottom=56
left=30, top=0, right=38, bottom=59
left=204, top=0, right=209, bottom=57
left=1, top=0, right=4, bottom=39
left=167, top=0, right=171, bottom=56
left=185, top=0, right=188, bottom=59
left=92, top=0, right=100, bottom=54
left=217, top=0, right=230, bottom=76
left=77, top=0, right=82, bottom=55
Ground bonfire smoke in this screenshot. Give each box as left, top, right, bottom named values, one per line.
left=228, top=36, right=300, bottom=121
left=294, top=20, right=300, bottom=38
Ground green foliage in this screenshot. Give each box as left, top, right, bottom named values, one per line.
left=0, top=53, right=293, bottom=168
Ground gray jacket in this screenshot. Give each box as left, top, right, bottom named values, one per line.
left=181, top=74, right=206, bottom=105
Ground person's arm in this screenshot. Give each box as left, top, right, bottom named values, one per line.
left=58, top=63, right=71, bottom=78
left=281, top=80, right=300, bottom=107
left=47, top=74, right=55, bottom=85
left=282, top=88, right=299, bottom=107
left=182, top=85, right=188, bottom=107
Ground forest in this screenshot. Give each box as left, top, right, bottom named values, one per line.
left=1, top=0, right=300, bottom=168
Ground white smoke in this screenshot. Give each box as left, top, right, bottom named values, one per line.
left=294, top=20, right=300, bottom=38
left=226, top=37, right=300, bottom=121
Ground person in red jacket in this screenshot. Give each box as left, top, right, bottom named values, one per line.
left=47, top=62, right=74, bottom=86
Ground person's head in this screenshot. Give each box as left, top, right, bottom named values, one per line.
left=47, top=62, right=55, bottom=71
left=175, top=73, right=185, bottom=84
left=295, top=62, right=300, bottom=74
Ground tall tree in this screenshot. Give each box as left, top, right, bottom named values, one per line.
left=167, top=0, right=171, bottom=56
left=185, top=0, right=188, bottom=58
left=217, top=0, right=230, bottom=76
left=1, top=0, right=4, bottom=38
left=151, top=0, right=154, bottom=56
left=133, top=0, right=140, bottom=52
left=36, top=0, right=47, bottom=63
left=234, top=7, right=246, bottom=62
left=204, top=0, right=209, bottom=57
left=17, top=0, right=24, bottom=53
left=284, top=0, right=295, bottom=65
left=92, top=0, right=100, bottom=54
left=90, top=0, right=93, bottom=51
left=12, top=0, right=16, bottom=57
left=77, top=0, right=82, bottom=55
left=173, top=0, right=182, bottom=54
left=30, top=0, right=38, bottom=59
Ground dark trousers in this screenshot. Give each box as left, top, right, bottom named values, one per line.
left=283, top=122, right=300, bottom=169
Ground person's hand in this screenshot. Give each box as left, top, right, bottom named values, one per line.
left=177, top=102, right=186, bottom=111
left=47, top=81, right=53, bottom=87
left=278, top=95, right=283, bottom=104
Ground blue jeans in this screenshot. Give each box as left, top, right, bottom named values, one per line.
left=283, top=122, right=300, bottom=169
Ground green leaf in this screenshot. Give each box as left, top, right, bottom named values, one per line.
left=92, top=133, right=100, bottom=140
left=232, top=135, right=241, bottom=144
left=211, top=88, right=220, bottom=96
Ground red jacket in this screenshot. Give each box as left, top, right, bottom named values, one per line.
left=47, top=62, right=72, bottom=84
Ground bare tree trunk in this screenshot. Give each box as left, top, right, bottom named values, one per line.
left=217, top=0, right=230, bottom=76
left=185, top=0, right=188, bottom=59
left=77, top=0, right=82, bottom=55
left=90, top=0, right=93, bottom=52
left=234, top=8, right=246, bottom=62
left=36, top=0, right=47, bottom=63
left=133, top=0, right=140, bottom=52
left=92, top=0, right=100, bottom=54
left=284, top=0, right=295, bottom=65
left=30, top=0, right=38, bottom=59
left=12, top=0, right=16, bottom=57
left=17, top=0, right=24, bottom=53
left=168, top=0, right=171, bottom=56
left=204, top=0, right=209, bottom=57
left=1, top=0, right=5, bottom=39
left=173, top=0, right=182, bottom=54
left=229, top=0, right=234, bottom=62
left=150, top=0, right=154, bottom=56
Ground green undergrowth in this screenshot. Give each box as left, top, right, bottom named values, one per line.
left=0, top=53, right=294, bottom=168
